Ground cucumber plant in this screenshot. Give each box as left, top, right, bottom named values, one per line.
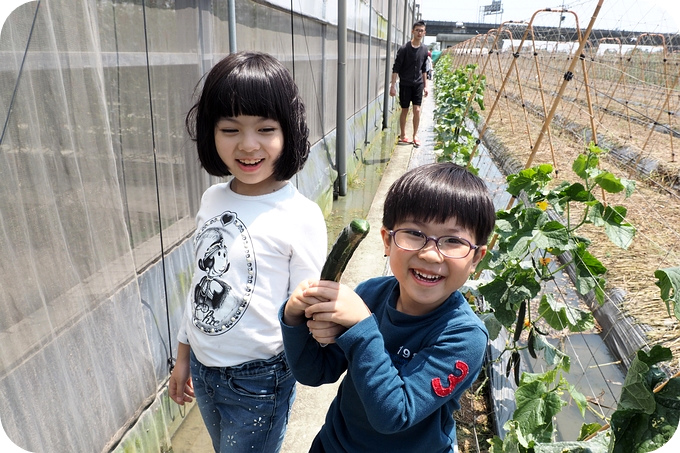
left=432, top=57, right=485, bottom=170
left=480, top=145, right=680, bottom=452
left=432, top=59, right=680, bottom=452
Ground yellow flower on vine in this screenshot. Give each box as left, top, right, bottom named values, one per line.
left=539, top=257, right=552, bottom=266
left=536, top=200, right=549, bottom=211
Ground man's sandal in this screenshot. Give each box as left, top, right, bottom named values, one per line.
left=413, top=138, right=421, bottom=148
left=397, top=138, right=412, bottom=145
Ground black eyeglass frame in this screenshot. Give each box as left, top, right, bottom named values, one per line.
left=388, top=228, right=480, bottom=259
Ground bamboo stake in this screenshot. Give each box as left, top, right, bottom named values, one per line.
left=525, top=0, right=604, bottom=168
left=529, top=27, right=558, bottom=171
left=468, top=19, right=530, bottom=165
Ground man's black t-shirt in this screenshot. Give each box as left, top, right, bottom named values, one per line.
left=392, top=42, right=428, bottom=86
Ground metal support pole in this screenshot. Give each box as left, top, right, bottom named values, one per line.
left=228, top=0, right=237, bottom=53
left=382, top=0, right=394, bottom=129
left=402, top=0, right=409, bottom=44
left=364, top=0, right=373, bottom=144
left=336, top=0, right=347, bottom=196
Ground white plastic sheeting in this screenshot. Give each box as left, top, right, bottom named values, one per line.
left=0, top=0, right=412, bottom=451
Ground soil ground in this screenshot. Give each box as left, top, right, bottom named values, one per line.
left=455, top=368, right=495, bottom=452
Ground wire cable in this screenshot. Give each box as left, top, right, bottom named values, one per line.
left=0, top=0, right=41, bottom=147
left=141, top=0, right=174, bottom=373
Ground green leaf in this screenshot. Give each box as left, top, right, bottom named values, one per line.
left=572, top=153, right=599, bottom=179
left=538, top=294, right=595, bottom=332
left=520, top=368, right=559, bottom=386
left=572, top=154, right=588, bottom=179
left=494, top=420, right=532, bottom=452
left=479, top=268, right=541, bottom=327
left=654, top=267, right=680, bottom=320
left=479, top=313, right=504, bottom=341
left=656, top=377, right=680, bottom=411
left=587, top=141, right=604, bottom=155
left=608, top=347, right=679, bottom=453
left=594, top=171, right=625, bottom=193
left=618, top=346, right=670, bottom=413
left=604, top=221, right=636, bottom=250
left=497, top=208, right=549, bottom=259
left=589, top=203, right=636, bottom=249
left=560, top=182, right=595, bottom=203
left=573, top=245, right=607, bottom=296
left=621, top=178, right=636, bottom=198
left=532, top=331, right=570, bottom=369
left=638, top=344, right=673, bottom=368
left=566, top=381, right=589, bottom=417
left=514, top=380, right=565, bottom=443
left=578, top=422, right=606, bottom=441
left=610, top=404, right=679, bottom=453
left=507, top=165, right=554, bottom=197
left=532, top=220, right=573, bottom=251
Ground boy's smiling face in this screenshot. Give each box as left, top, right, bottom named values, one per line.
left=381, top=219, right=486, bottom=316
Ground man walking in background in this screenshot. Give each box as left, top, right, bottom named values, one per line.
left=389, top=20, right=429, bottom=148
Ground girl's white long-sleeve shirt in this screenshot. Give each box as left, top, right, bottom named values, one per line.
left=178, top=180, right=327, bottom=367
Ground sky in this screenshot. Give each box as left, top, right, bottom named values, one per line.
left=418, top=0, right=680, bottom=33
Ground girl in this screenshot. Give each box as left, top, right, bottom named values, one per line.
left=169, top=51, right=327, bottom=453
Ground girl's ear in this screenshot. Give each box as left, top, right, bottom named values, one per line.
left=380, top=227, right=392, bottom=257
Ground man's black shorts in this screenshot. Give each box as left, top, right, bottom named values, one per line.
left=398, top=83, right=424, bottom=108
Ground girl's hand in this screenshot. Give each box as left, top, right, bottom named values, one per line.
left=303, top=281, right=371, bottom=328
left=283, top=279, right=323, bottom=326
left=169, top=345, right=194, bottom=405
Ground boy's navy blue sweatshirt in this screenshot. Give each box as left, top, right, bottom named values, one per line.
left=280, top=276, right=489, bottom=453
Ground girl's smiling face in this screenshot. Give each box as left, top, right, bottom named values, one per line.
left=381, top=219, right=486, bottom=316
left=214, top=115, right=286, bottom=195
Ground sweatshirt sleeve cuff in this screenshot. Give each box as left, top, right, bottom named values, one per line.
left=336, top=314, right=380, bottom=350
left=279, top=302, right=312, bottom=339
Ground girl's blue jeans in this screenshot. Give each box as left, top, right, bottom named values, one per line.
left=190, top=350, right=296, bottom=453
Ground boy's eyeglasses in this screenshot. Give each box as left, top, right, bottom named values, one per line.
left=388, top=229, right=479, bottom=259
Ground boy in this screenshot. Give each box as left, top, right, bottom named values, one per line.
left=280, top=163, right=496, bottom=453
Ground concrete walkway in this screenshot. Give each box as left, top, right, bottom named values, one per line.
left=170, top=91, right=436, bottom=453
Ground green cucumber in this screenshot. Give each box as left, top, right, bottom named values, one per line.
left=528, top=327, right=537, bottom=359
left=320, top=219, right=370, bottom=282
left=513, top=300, right=526, bottom=343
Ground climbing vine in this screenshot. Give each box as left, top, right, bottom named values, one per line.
left=433, top=57, right=680, bottom=452
left=433, top=57, right=485, bottom=169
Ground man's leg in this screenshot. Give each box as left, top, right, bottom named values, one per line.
left=412, top=104, right=421, bottom=141
left=399, top=106, right=409, bottom=141
left=411, top=83, right=425, bottom=145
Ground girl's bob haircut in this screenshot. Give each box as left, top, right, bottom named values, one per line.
left=186, top=51, right=310, bottom=180
left=382, top=162, right=496, bottom=246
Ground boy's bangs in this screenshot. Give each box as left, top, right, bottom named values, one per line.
left=400, top=183, right=475, bottom=225
left=389, top=170, right=490, bottom=238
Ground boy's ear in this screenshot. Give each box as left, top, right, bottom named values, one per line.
left=380, top=227, right=392, bottom=256
left=471, top=245, right=487, bottom=267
